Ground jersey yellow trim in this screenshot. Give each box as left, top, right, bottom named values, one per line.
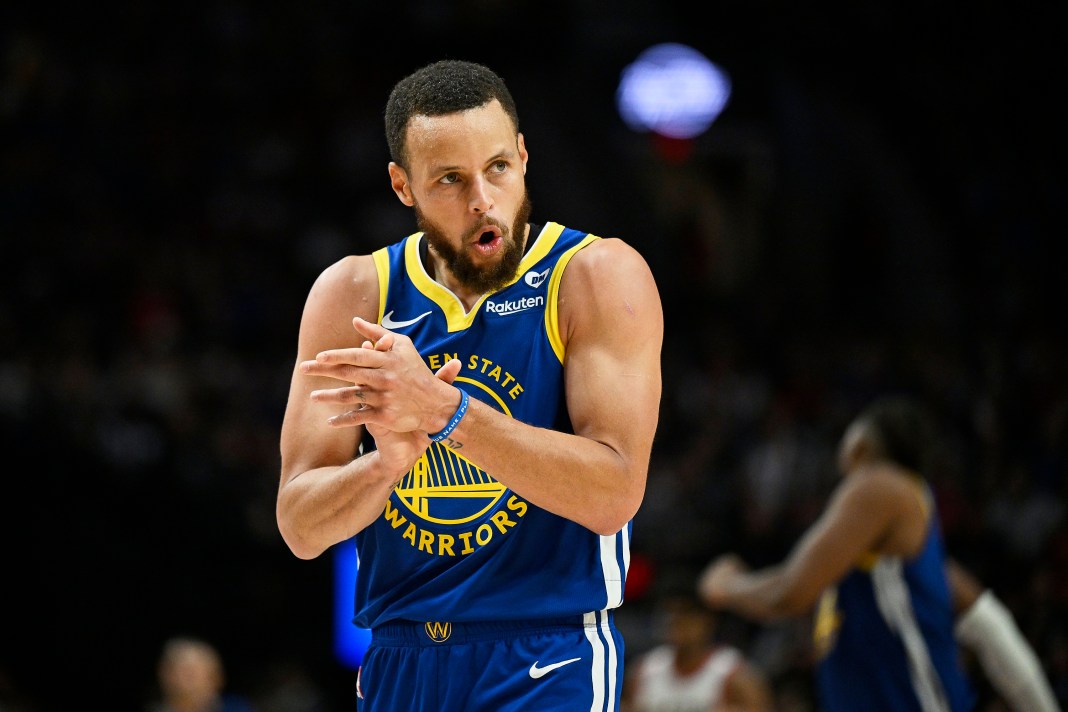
left=856, top=551, right=880, bottom=571
left=372, top=247, right=391, bottom=324
left=404, top=233, right=476, bottom=330
left=912, top=475, right=932, bottom=519
left=402, top=223, right=567, bottom=333
left=518, top=221, right=564, bottom=275
left=545, top=233, right=601, bottom=363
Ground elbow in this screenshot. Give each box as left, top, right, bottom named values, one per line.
left=588, top=482, right=644, bottom=536
left=278, top=523, right=326, bottom=561
left=276, top=500, right=326, bottom=561
left=590, top=518, right=630, bottom=537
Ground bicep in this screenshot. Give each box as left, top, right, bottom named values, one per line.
left=279, top=256, right=380, bottom=481
left=561, top=239, right=663, bottom=458
left=778, top=476, right=904, bottom=607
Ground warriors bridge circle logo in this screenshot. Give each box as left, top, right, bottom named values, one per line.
left=395, top=442, right=506, bottom=524
left=381, top=375, right=530, bottom=557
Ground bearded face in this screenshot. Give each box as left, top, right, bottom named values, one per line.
left=415, top=193, right=533, bottom=295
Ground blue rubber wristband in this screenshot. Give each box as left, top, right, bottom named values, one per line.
left=428, top=389, right=469, bottom=442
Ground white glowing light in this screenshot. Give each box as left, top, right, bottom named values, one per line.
left=616, top=43, right=731, bottom=139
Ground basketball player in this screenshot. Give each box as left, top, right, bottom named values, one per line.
left=277, top=60, right=663, bottom=711
left=697, top=396, right=977, bottom=711
left=147, top=637, right=255, bottom=712
left=622, top=593, right=773, bottom=712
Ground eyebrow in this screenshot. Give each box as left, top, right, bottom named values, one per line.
left=427, top=148, right=516, bottom=176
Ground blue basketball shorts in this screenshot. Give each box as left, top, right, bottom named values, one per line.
left=355, top=610, right=624, bottom=711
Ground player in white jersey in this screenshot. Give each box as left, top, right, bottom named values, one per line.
left=623, top=594, right=773, bottom=712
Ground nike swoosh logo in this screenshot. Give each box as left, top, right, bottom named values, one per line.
left=381, top=310, right=432, bottom=329
left=528, top=657, right=581, bottom=679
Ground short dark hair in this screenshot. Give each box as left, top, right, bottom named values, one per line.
left=855, top=395, right=939, bottom=475
left=384, top=59, right=519, bottom=168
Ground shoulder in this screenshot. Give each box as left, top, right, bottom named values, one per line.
left=837, top=463, right=931, bottom=554
left=565, top=236, right=653, bottom=281
left=837, top=463, right=922, bottom=505
left=817, top=464, right=922, bottom=537
left=558, top=237, right=662, bottom=327
left=299, top=253, right=381, bottom=343
left=633, top=644, right=674, bottom=673
left=305, top=254, right=379, bottom=308
left=311, top=253, right=379, bottom=294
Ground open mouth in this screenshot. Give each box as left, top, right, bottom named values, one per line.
left=473, top=227, right=503, bottom=254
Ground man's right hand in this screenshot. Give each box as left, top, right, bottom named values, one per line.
left=360, top=331, right=463, bottom=481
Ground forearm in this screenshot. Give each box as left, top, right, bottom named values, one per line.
left=276, top=451, right=398, bottom=559
left=712, top=565, right=809, bottom=622
left=440, top=399, right=651, bottom=535
left=955, top=590, right=1061, bottom=712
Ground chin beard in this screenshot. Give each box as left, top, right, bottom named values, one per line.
left=416, top=194, right=533, bottom=295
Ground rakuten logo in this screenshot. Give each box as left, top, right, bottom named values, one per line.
left=485, top=295, right=545, bottom=316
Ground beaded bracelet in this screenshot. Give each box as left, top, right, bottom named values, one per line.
left=428, top=389, right=470, bottom=443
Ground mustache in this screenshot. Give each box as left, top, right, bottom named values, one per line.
left=464, top=216, right=506, bottom=240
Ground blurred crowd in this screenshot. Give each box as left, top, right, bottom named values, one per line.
left=2, top=3, right=1064, bottom=710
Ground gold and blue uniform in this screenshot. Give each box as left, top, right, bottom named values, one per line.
left=813, top=483, right=976, bottom=712
left=353, top=222, right=629, bottom=711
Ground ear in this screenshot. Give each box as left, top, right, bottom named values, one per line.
left=388, top=162, right=415, bottom=206
left=837, top=422, right=868, bottom=476
left=517, top=132, right=529, bottom=175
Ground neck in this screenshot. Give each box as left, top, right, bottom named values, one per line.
left=424, top=223, right=531, bottom=310
left=673, top=644, right=711, bottom=674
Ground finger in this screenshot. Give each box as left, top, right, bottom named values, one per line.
left=353, top=316, right=389, bottom=342
left=315, top=347, right=387, bottom=365
left=310, top=386, right=371, bottom=405
left=327, top=406, right=371, bottom=428
left=434, top=358, right=462, bottom=384
left=301, top=348, right=387, bottom=372
left=301, top=363, right=386, bottom=391
left=374, top=332, right=395, bottom=352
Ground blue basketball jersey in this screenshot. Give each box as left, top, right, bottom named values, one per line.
left=352, top=222, right=632, bottom=630
left=812, top=484, right=975, bottom=712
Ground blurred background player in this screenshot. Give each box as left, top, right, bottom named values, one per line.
left=622, top=591, right=773, bottom=711
left=697, top=395, right=976, bottom=711
left=146, top=636, right=256, bottom=712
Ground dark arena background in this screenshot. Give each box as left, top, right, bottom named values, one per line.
left=2, top=2, right=1065, bottom=710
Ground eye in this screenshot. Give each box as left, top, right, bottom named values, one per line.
left=491, top=160, right=508, bottom=173
left=440, top=172, right=461, bottom=185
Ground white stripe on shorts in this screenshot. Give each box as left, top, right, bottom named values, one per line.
left=584, top=609, right=618, bottom=712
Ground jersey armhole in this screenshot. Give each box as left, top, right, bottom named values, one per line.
left=372, top=247, right=391, bottom=325
left=544, top=234, right=600, bottom=363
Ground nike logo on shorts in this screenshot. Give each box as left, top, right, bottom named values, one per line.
left=528, top=657, right=581, bottom=679
left=381, top=310, right=432, bottom=329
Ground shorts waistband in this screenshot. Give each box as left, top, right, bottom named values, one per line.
left=371, top=614, right=600, bottom=646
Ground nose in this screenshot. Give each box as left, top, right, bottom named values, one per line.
left=468, top=175, right=493, bottom=214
